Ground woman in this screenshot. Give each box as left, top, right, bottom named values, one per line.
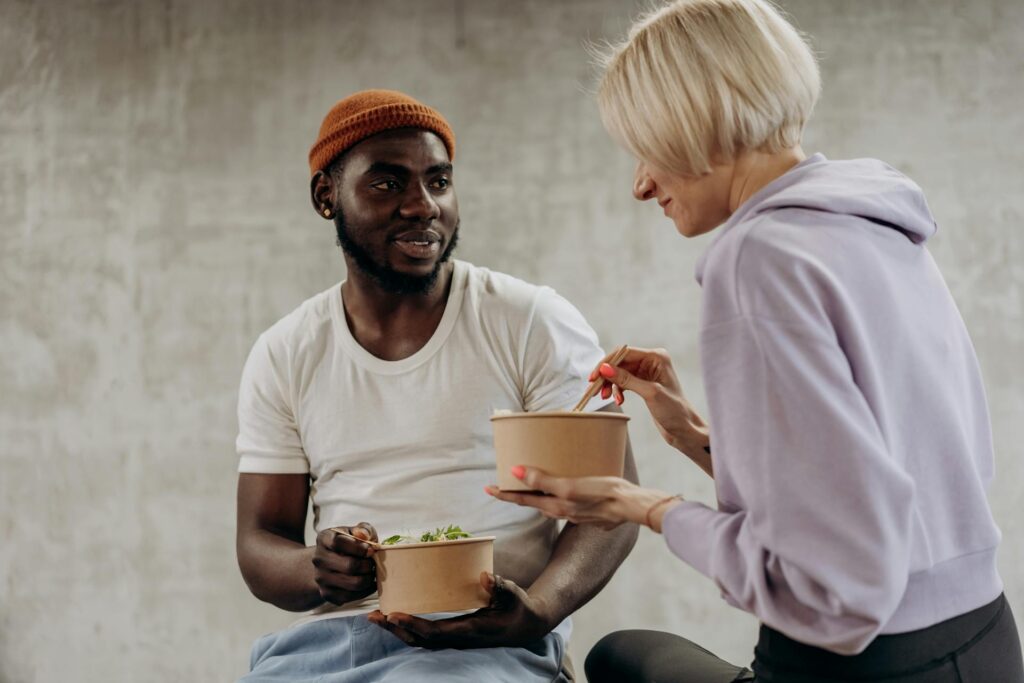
left=487, top=1, right=1024, bottom=681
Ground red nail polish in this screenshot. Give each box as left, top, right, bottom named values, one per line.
left=599, top=363, right=615, bottom=378
left=511, top=465, right=526, bottom=479
left=615, top=394, right=624, bottom=406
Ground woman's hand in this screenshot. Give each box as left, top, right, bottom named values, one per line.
left=593, top=347, right=713, bottom=476
left=485, top=467, right=682, bottom=533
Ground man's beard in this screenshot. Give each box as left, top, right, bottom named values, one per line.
left=335, top=213, right=460, bottom=295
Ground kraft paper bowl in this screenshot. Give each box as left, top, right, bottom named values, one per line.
left=374, top=535, right=495, bottom=615
left=490, top=411, right=630, bottom=491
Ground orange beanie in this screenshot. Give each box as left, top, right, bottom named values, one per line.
left=308, top=89, right=456, bottom=176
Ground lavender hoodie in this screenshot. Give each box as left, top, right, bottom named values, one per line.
left=662, top=154, right=1003, bottom=655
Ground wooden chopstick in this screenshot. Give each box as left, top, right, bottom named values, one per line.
left=572, top=345, right=629, bottom=412
left=331, top=528, right=382, bottom=549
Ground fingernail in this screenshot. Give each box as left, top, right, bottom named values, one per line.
left=588, top=370, right=597, bottom=381
left=484, top=485, right=495, bottom=495
left=601, top=385, right=611, bottom=399
left=599, top=363, right=615, bottom=378
left=510, top=465, right=526, bottom=479
left=615, top=394, right=624, bottom=406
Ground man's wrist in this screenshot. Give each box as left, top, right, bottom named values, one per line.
left=528, top=592, right=561, bottom=633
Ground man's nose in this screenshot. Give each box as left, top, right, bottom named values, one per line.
left=399, top=183, right=441, bottom=221
left=633, top=163, right=656, bottom=201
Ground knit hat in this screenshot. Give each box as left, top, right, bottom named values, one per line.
left=308, top=89, right=456, bottom=176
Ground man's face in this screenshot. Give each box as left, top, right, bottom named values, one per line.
left=331, top=129, right=459, bottom=294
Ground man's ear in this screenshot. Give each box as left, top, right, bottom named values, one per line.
left=310, top=170, right=335, bottom=219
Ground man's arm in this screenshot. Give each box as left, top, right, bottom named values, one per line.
left=236, top=473, right=322, bottom=612
left=237, top=473, right=380, bottom=613
left=521, top=403, right=640, bottom=625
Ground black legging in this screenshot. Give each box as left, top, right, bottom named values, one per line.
left=585, top=594, right=1024, bottom=683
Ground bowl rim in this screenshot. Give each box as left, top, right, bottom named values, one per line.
left=490, top=410, right=630, bottom=422
left=377, top=535, right=496, bottom=551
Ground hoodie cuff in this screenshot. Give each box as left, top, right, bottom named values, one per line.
left=660, top=500, right=723, bottom=579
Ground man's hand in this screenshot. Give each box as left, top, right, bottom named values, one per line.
left=313, top=523, right=379, bottom=606
left=367, top=572, right=554, bottom=649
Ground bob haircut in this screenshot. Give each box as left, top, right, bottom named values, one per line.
left=597, top=0, right=821, bottom=176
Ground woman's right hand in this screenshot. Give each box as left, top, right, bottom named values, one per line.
left=593, top=347, right=712, bottom=475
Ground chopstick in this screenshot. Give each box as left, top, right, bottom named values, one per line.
left=331, top=528, right=382, bottom=550
left=571, top=344, right=629, bottom=412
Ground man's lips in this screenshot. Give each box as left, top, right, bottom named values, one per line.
left=392, top=228, right=441, bottom=242
left=390, top=228, right=443, bottom=260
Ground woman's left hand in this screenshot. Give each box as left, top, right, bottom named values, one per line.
left=485, top=467, right=681, bottom=532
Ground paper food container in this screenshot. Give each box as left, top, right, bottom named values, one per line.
left=375, top=535, right=495, bottom=615
left=490, top=411, right=630, bottom=491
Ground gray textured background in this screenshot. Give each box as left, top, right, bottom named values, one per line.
left=2, top=0, right=1022, bottom=680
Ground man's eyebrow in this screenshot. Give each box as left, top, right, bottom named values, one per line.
left=426, top=162, right=453, bottom=175
left=364, top=161, right=410, bottom=176
left=362, top=161, right=452, bottom=176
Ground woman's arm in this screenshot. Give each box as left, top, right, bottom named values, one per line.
left=591, top=347, right=714, bottom=477
left=663, top=314, right=915, bottom=655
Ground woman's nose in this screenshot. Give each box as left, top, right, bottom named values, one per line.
left=633, top=163, right=656, bottom=201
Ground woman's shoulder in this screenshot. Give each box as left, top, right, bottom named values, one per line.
left=700, top=212, right=855, bottom=326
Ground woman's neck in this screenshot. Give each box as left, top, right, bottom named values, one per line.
left=728, top=146, right=806, bottom=214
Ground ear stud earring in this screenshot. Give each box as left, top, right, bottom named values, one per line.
left=323, top=208, right=332, bottom=217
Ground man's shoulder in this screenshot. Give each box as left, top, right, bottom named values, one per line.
left=459, top=260, right=557, bottom=315
left=257, top=282, right=339, bottom=357
left=459, top=260, right=592, bottom=333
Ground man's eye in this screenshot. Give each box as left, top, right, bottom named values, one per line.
left=431, top=178, right=450, bottom=190
left=371, top=179, right=400, bottom=191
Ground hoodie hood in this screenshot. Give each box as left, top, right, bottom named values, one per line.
left=696, top=154, right=938, bottom=283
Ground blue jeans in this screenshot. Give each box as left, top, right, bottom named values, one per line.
left=241, top=613, right=572, bottom=682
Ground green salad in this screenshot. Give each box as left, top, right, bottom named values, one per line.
left=381, top=525, right=472, bottom=545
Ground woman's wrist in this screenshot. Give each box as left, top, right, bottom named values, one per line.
left=667, top=429, right=713, bottom=478
left=645, top=495, right=684, bottom=533
left=623, top=488, right=685, bottom=532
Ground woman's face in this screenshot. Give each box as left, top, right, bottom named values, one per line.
left=633, top=160, right=734, bottom=238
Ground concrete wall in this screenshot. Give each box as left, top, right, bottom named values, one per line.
left=2, top=0, right=1021, bottom=680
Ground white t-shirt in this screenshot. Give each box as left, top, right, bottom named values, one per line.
left=236, top=260, right=609, bottom=621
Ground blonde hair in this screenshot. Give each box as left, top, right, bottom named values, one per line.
left=597, top=0, right=820, bottom=176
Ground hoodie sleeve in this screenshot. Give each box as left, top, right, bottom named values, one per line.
left=663, top=236, right=916, bottom=655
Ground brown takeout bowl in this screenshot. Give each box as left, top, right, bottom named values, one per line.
left=490, top=411, right=630, bottom=491
left=374, top=535, right=495, bottom=616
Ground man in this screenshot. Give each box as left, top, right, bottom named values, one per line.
left=234, top=89, right=639, bottom=681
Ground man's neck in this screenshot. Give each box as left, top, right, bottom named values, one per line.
left=340, top=261, right=455, bottom=361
